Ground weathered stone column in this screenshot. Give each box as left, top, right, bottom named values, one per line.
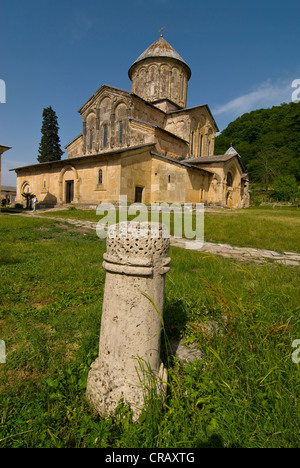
left=86, top=221, right=170, bottom=420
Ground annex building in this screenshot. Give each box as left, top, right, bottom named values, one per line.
left=12, top=35, right=249, bottom=209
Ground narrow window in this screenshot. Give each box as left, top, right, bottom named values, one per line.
left=43, top=180, right=46, bottom=189
left=181, top=76, right=185, bottom=100
left=227, top=172, right=233, bottom=187
left=119, top=121, right=123, bottom=145
left=98, top=169, right=103, bottom=185
left=200, top=135, right=203, bottom=156
left=89, top=129, right=93, bottom=151
left=191, top=131, right=194, bottom=155
left=103, top=124, right=108, bottom=148
left=168, top=175, right=171, bottom=183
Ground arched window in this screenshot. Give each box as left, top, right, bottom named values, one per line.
left=98, top=169, right=103, bottom=185
left=119, top=121, right=123, bottom=145
left=103, top=124, right=108, bottom=148
left=199, top=134, right=203, bottom=156
left=115, top=102, right=127, bottom=146
left=227, top=172, right=233, bottom=187
left=87, top=113, right=95, bottom=153
left=181, top=76, right=185, bottom=100
left=191, top=131, right=194, bottom=155
left=89, top=129, right=93, bottom=151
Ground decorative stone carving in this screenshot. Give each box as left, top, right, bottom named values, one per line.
left=86, top=221, right=170, bottom=420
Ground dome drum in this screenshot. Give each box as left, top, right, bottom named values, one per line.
left=128, top=37, right=191, bottom=109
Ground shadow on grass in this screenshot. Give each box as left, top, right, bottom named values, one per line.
left=160, top=297, right=189, bottom=364
left=164, top=297, right=188, bottom=342
left=195, top=434, right=242, bottom=448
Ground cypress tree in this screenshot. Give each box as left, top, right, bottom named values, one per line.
left=37, top=106, right=64, bottom=163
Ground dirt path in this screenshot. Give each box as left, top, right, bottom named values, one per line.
left=12, top=212, right=300, bottom=266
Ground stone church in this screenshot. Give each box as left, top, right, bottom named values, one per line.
left=12, top=35, right=249, bottom=209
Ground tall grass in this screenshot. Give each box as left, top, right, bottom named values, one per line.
left=0, top=214, right=300, bottom=447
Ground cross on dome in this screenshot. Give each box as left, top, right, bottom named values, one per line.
left=159, top=26, right=166, bottom=37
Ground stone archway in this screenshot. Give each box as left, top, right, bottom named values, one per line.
left=20, top=181, right=32, bottom=209
left=21, top=181, right=31, bottom=194
left=226, top=191, right=232, bottom=207
left=223, top=164, right=238, bottom=208
left=211, top=173, right=222, bottom=205
left=58, top=165, right=80, bottom=204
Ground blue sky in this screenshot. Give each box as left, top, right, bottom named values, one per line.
left=1, top=0, right=300, bottom=186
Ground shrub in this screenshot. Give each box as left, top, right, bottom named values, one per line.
left=270, top=175, right=300, bottom=202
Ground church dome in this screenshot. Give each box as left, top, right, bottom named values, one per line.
left=129, top=36, right=191, bottom=109
left=128, top=36, right=191, bottom=80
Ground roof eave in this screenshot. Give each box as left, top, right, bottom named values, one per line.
left=10, top=143, right=156, bottom=172
left=150, top=151, right=214, bottom=174
left=0, top=145, right=12, bottom=154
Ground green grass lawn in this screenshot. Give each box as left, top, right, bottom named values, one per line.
left=0, top=213, right=300, bottom=447
left=204, top=206, right=300, bottom=253
left=38, top=205, right=300, bottom=253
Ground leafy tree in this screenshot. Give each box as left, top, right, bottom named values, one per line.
left=270, top=175, right=299, bottom=202
left=37, top=106, right=64, bottom=163
left=249, top=150, right=278, bottom=192
left=215, top=102, right=300, bottom=185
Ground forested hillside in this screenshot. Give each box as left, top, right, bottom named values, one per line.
left=214, top=102, right=300, bottom=188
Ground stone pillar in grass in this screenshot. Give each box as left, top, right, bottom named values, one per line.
left=86, top=221, right=171, bottom=420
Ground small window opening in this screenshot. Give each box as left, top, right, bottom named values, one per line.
left=89, top=129, right=93, bottom=151
left=98, top=169, right=103, bottom=185
left=227, top=172, right=233, bottom=187
left=103, top=124, right=108, bottom=148
left=200, top=135, right=203, bottom=156
left=181, top=76, right=185, bottom=100
left=119, top=121, right=123, bottom=145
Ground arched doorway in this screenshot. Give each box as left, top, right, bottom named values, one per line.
left=226, top=191, right=231, bottom=207
left=58, top=165, right=79, bottom=204
left=21, top=181, right=32, bottom=209
left=224, top=169, right=235, bottom=208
